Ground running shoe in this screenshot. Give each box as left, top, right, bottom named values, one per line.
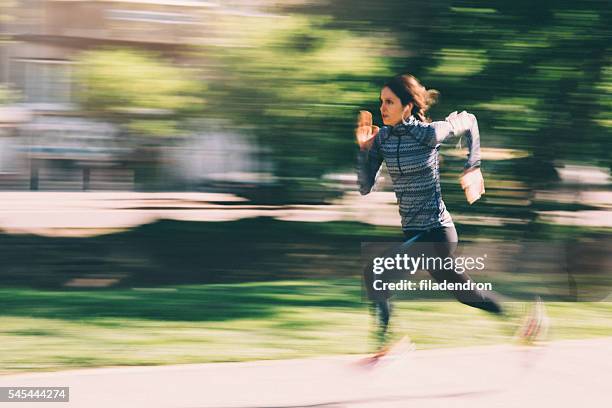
left=516, top=296, right=549, bottom=345
left=357, top=336, right=415, bottom=368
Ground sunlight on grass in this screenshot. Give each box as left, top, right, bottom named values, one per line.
left=1, top=280, right=611, bottom=374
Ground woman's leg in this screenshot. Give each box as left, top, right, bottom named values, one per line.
left=369, top=299, right=392, bottom=346
left=362, top=232, right=424, bottom=346
left=363, top=243, right=394, bottom=347
left=425, top=226, right=504, bottom=315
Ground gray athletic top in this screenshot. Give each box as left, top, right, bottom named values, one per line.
left=357, top=111, right=482, bottom=231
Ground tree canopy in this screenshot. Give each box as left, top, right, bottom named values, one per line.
left=75, top=49, right=203, bottom=137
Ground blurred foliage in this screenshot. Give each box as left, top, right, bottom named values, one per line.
left=74, top=49, right=204, bottom=137
left=204, top=15, right=395, bottom=181
left=167, top=0, right=612, bottom=204
left=288, top=0, right=611, bottom=179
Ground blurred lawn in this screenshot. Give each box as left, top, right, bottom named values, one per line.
left=1, top=279, right=611, bottom=374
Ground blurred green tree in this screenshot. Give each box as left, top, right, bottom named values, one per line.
left=291, top=0, right=611, bottom=178
left=75, top=48, right=203, bottom=137
left=74, top=48, right=205, bottom=190
left=204, top=15, right=395, bottom=197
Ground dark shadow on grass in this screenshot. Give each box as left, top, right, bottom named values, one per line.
left=0, top=217, right=400, bottom=289
left=0, top=217, right=608, bottom=323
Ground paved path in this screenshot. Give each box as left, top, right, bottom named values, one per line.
left=1, top=191, right=610, bottom=237
left=1, top=337, right=610, bottom=408
left=0, top=191, right=399, bottom=236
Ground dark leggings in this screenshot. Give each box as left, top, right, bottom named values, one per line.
left=364, top=225, right=503, bottom=338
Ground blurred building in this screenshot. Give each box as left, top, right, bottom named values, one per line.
left=0, top=0, right=269, bottom=191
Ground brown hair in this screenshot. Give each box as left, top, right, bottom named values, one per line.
left=383, top=74, right=439, bottom=123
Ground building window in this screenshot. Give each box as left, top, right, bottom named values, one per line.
left=9, top=59, right=73, bottom=105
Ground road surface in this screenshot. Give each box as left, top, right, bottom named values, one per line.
left=0, top=337, right=610, bottom=407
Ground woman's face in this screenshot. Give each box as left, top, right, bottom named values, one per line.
left=380, top=86, right=409, bottom=126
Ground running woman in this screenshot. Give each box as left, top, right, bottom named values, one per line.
left=355, top=74, right=545, bottom=357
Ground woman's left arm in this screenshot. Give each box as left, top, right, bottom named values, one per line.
left=409, top=111, right=481, bottom=170
left=445, top=111, right=481, bottom=170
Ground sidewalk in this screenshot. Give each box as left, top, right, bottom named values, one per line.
left=0, top=191, right=610, bottom=237
left=0, top=191, right=401, bottom=237
left=1, top=337, right=610, bottom=408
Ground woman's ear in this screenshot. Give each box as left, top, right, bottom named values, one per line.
left=402, top=103, right=413, bottom=121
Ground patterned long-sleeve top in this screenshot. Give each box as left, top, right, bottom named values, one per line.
left=357, top=111, right=482, bottom=231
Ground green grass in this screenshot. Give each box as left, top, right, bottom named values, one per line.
left=1, top=279, right=611, bottom=374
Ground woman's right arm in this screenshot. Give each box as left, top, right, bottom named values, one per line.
left=357, top=131, right=384, bottom=195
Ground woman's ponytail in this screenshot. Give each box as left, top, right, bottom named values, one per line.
left=384, top=74, right=439, bottom=123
